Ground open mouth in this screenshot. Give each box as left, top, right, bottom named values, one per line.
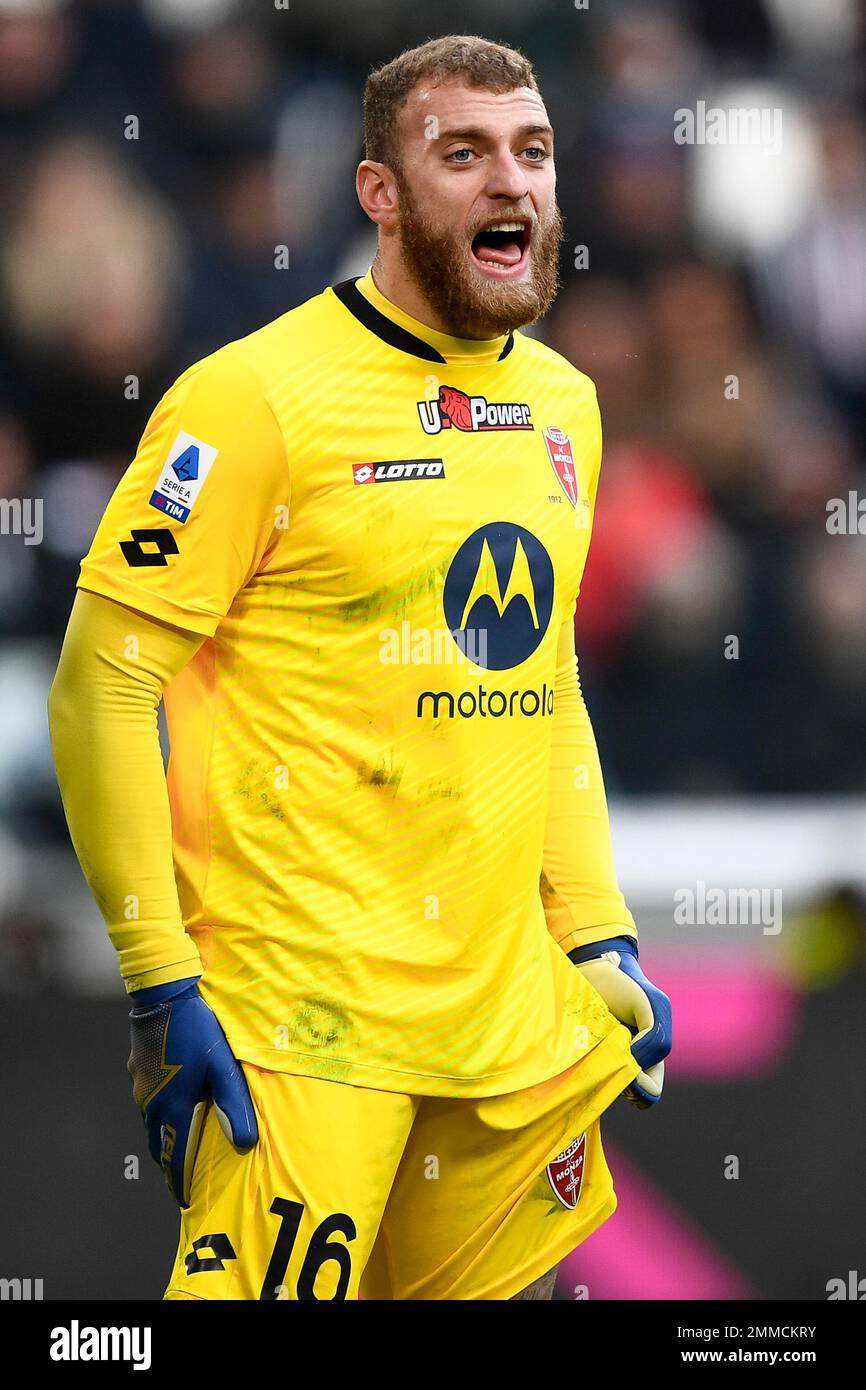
left=470, top=219, right=531, bottom=276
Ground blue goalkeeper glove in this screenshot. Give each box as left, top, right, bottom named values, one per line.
left=127, top=975, right=258, bottom=1207
left=568, top=936, right=672, bottom=1108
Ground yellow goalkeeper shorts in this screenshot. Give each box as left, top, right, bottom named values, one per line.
left=164, top=1028, right=637, bottom=1301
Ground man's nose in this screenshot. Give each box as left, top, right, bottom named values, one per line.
left=483, top=148, right=530, bottom=203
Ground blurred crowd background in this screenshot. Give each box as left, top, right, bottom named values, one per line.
left=1, top=0, right=865, bottom=1301
left=1, top=1, right=865, bottom=819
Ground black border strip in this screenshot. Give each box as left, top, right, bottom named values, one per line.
left=330, top=277, right=514, bottom=363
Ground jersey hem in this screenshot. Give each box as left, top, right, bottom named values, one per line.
left=229, top=1025, right=638, bottom=1099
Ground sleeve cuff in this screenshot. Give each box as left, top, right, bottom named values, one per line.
left=77, top=571, right=223, bottom=639
left=555, top=924, right=638, bottom=958
left=122, top=953, right=204, bottom=995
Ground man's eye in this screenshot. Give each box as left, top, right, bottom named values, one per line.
left=524, top=146, right=549, bottom=161
left=447, top=148, right=474, bottom=163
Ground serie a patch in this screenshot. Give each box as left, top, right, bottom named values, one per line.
left=149, top=431, right=219, bottom=523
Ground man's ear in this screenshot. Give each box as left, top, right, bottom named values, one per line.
left=356, top=160, right=401, bottom=230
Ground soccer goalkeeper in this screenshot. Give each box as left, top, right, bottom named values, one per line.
left=49, top=33, right=671, bottom=1301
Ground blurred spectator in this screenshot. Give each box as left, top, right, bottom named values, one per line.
left=755, top=109, right=866, bottom=449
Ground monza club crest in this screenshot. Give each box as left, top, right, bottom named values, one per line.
left=546, top=1132, right=587, bottom=1209
left=543, top=426, right=579, bottom=507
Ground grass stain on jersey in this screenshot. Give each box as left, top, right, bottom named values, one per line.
left=339, top=564, right=441, bottom=624
left=416, top=778, right=462, bottom=804
left=357, top=757, right=404, bottom=796
left=236, top=760, right=288, bottom=823
left=286, top=999, right=352, bottom=1054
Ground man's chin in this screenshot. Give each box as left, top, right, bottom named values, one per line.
left=455, top=269, right=549, bottom=338
left=395, top=204, right=560, bottom=337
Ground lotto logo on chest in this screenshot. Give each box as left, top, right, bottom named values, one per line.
left=351, top=459, right=445, bottom=485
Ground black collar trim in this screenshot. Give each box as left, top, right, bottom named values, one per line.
left=330, top=277, right=514, bottom=363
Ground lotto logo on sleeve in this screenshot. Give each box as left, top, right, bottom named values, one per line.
left=149, top=432, right=219, bottom=523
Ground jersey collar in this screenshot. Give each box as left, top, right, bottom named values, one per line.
left=330, top=271, right=515, bottom=366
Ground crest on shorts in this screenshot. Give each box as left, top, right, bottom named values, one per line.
left=546, top=1131, right=587, bottom=1210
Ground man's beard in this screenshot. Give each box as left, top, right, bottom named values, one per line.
left=393, top=174, right=563, bottom=339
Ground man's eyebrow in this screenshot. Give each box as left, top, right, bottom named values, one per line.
left=434, top=123, right=554, bottom=144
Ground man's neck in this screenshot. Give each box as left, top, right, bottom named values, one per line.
left=369, top=259, right=495, bottom=342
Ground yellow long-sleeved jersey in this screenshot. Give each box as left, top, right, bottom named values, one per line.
left=50, top=269, right=636, bottom=1096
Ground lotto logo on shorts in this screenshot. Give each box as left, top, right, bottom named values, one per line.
left=352, top=459, right=445, bottom=484
left=546, top=1132, right=587, bottom=1210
